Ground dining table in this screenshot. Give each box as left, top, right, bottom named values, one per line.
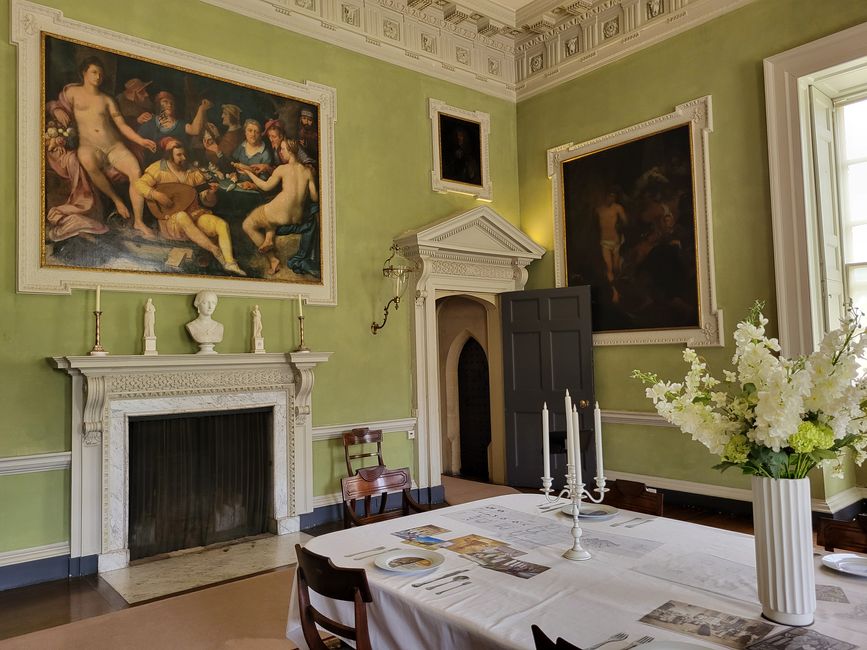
left=285, top=494, right=867, bottom=649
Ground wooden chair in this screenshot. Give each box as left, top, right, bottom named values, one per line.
left=531, top=625, right=557, bottom=650
left=295, top=544, right=374, bottom=650
left=530, top=625, right=580, bottom=650
left=343, top=427, right=385, bottom=476
left=604, top=479, right=664, bottom=516
left=341, top=466, right=427, bottom=528
left=817, top=514, right=867, bottom=552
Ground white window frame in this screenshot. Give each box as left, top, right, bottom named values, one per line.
left=765, top=22, right=867, bottom=356
left=836, top=94, right=867, bottom=311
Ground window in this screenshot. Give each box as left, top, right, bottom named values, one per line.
left=838, top=97, right=867, bottom=316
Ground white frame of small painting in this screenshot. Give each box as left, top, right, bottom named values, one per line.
left=12, top=0, right=338, bottom=304
left=429, top=98, right=492, bottom=201
left=547, top=96, right=723, bottom=346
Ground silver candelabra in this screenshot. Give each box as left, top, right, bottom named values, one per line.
left=540, top=468, right=607, bottom=561
left=539, top=394, right=607, bottom=561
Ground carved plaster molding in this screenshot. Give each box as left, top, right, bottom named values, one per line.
left=201, top=0, right=756, bottom=101
left=289, top=352, right=333, bottom=425
left=51, top=354, right=307, bottom=445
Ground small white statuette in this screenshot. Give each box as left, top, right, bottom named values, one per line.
left=186, top=290, right=223, bottom=355
left=143, top=298, right=158, bottom=356
left=251, top=304, right=265, bottom=354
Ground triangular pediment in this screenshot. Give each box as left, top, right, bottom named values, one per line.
left=395, top=206, right=544, bottom=260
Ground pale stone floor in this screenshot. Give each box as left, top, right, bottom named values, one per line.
left=101, top=531, right=311, bottom=604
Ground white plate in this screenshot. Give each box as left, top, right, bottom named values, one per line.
left=822, top=552, right=867, bottom=577
left=559, top=503, right=619, bottom=520
left=374, top=548, right=444, bottom=574
left=642, top=642, right=710, bottom=649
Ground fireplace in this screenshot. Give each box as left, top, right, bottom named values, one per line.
left=128, top=408, right=274, bottom=561
left=52, top=352, right=330, bottom=572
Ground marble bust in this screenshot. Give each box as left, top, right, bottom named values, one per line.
left=186, top=291, right=224, bottom=354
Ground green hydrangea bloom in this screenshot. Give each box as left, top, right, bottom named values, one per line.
left=723, top=434, right=751, bottom=464
left=789, top=421, right=835, bottom=453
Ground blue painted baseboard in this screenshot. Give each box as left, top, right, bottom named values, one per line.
left=0, top=554, right=98, bottom=592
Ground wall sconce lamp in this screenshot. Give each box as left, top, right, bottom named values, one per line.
left=371, top=244, right=414, bottom=335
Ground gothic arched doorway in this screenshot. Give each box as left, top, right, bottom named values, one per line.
left=457, top=337, right=491, bottom=481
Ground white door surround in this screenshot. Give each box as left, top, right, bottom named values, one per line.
left=438, top=295, right=498, bottom=481
left=395, top=206, right=544, bottom=490
left=51, top=352, right=330, bottom=571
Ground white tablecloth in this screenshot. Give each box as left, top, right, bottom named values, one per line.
left=285, top=494, right=867, bottom=649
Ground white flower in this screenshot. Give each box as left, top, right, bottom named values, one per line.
left=634, top=301, right=867, bottom=478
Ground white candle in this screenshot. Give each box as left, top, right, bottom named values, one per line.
left=573, top=407, right=582, bottom=487
left=542, top=402, right=550, bottom=479
left=564, top=390, right=574, bottom=472
left=594, top=401, right=604, bottom=479
left=95, top=285, right=101, bottom=312
left=297, top=294, right=304, bottom=317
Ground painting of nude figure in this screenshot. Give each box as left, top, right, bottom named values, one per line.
left=560, top=124, right=699, bottom=334
left=41, top=33, right=322, bottom=284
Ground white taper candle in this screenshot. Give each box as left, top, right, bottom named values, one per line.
left=95, top=285, right=101, bottom=312
left=573, top=406, right=582, bottom=487
left=594, top=401, right=604, bottom=479
left=564, top=390, right=574, bottom=472
left=542, top=402, right=550, bottom=479
left=297, top=294, right=304, bottom=317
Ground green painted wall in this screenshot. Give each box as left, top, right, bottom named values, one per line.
left=0, top=0, right=519, bottom=551
left=0, top=472, right=69, bottom=553
left=517, top=0, right=867, bottom=495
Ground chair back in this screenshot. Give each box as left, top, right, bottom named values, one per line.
left=605, top=479, right=664, bottom=516
left=341, top=467, right=425, bottom=527
left=343, top=427, right=385, bottom=476
left=817, top=514, right=867, bottom=552
left=531, top=624, right=557, bottom=650
left=530, top=625, right=580, bottom=650
left=295, top=544, right=373, bottom=650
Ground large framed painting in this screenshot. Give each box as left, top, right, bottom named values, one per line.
left=547, top=96, right=723, bottom=346
left=12, top=0, right=337, bottom=303
left=429, top=99, right=492, bottom=201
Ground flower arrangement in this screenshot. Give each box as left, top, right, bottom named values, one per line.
left=632, top=302, right=867, bottom=479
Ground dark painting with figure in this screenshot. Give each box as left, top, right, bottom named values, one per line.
left=42, top=34, right=322, bottom=283
left=561, top=124, right=699, bottom=333
left=438, top=114, right=482, bottom=187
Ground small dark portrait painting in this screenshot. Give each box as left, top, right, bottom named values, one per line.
left=561, top=124, right=699, bottom=333
left=438, top=114, right=482, bottom=187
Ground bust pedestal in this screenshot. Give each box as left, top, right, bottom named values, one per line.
left=143, top=337, right=158, bottom=356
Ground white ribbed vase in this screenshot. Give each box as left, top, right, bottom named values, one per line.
left=751, top=476, right=816, bottom=626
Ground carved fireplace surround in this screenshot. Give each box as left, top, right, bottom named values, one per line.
left=51, top=352, right=330, bottom=572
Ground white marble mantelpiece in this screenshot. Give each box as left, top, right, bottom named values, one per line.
left=51, top=351, right=331, bottom=571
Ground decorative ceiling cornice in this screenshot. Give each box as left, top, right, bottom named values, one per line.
left=201, top=0, right=756, bottom=101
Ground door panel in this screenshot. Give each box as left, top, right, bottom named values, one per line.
left=501, top=286, right=595, bottom=488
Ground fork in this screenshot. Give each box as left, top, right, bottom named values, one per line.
left=622, top=636, right=654, bottom=649
left=584, top=632, right=628, bottom=650
left=624, top=519, right=651, bottom=528
left=610, top=517, right=643, bottom=527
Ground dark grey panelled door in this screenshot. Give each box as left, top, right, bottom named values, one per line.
left=501, top=286, right=595, bottom=489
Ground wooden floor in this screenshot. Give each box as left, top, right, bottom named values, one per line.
left=0, top=498, right=754, bottom=642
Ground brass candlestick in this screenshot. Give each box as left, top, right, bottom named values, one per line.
left=89, top=310, right=108, bottom=356
left=293, top=315, right=310, bottom=352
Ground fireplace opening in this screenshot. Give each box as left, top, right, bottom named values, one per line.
left=128, top=408, right=273, bottom=561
